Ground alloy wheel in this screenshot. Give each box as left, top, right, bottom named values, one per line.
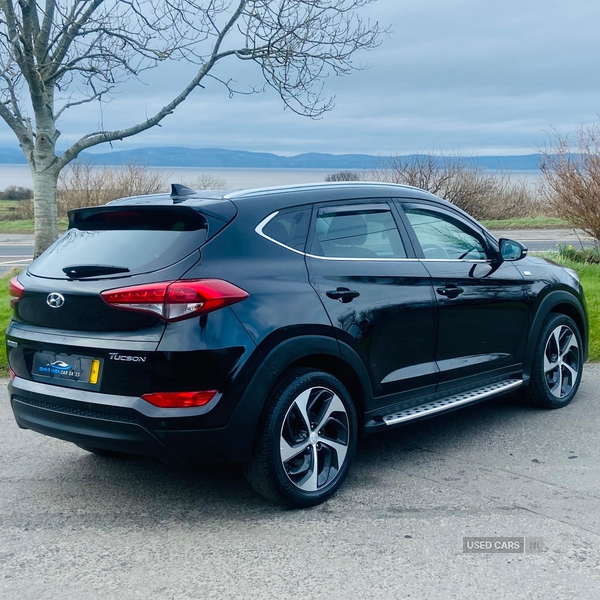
left=544, top=324, right=581, bottom=399
left=279, top=386, right=350, bottom=492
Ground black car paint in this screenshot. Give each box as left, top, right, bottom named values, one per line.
left=6, top=183, right=589, bottom=463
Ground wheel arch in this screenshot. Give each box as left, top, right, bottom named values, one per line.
left=276, top=353, right=367, bottom=428
left=260, top=336, right=372, bottom=427
left=524, top=290, right=589, bottom=378
left=221, top=334, right=373, bottom=462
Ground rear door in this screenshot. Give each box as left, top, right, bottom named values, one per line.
left=305, top=200, right=438, bottom=409
left=398, top=202, right=529, bottom=390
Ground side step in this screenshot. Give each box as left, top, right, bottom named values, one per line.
left=382, top=379, right=523, bottom=426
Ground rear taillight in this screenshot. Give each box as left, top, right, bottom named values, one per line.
left=9, top=277, right=24, bottom=308
left=101, top=279, right=249, bottom=321
left=142, top=390, right=217, bottom=408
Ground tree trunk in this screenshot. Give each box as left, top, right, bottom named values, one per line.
left=31, top=164, right=59, bottom=257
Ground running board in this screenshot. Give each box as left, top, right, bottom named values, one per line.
left=382, top=379, right=523, bottom=426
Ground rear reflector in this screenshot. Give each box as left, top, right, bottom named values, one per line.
left=101, top=279, right=249, bottom=321
left=9, top=277, right=24, bottom=308
left=142, top=390, right=218, bottom=408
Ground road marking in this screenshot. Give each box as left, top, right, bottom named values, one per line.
left=0, top=258, right=32, bottom=265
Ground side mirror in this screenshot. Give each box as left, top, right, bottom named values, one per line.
left=499, top=238, right=528, bottom=262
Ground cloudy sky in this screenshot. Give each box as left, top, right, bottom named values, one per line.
left=2, top=0, right=600, bottom=156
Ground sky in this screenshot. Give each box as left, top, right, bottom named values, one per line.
left=2, top=0, right=600, bottom=157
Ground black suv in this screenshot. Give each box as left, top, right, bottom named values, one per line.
left=6, top=182, right=588, bottom=507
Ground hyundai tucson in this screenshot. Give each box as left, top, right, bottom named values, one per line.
left=6, top=182, right=588, bottom=507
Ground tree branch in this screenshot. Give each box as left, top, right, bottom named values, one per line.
left=55, top=88, right=106, bottom=120
left=56, top=0, right=248, bottom=169
left=34, top=0, right=55, bottom=64
left=48, top=0, right=105, bottom=78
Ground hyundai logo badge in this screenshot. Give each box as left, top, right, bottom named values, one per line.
left=47, top=292, right=65, bottom=309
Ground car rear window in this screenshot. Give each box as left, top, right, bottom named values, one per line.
left=29, top=206, right=209, bottom=279
left=262, top=208, right=311, bottom=251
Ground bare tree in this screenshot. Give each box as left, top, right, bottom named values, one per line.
left=540, top=124, right=600, bottom=243
left=182, top=173, right=228, bottom=190
left=58, top=162, right=168, bottom=212
left=370, top=153, right=538, bottom=220
left=324, top=170, right=362, bottom=182
left=0, top=1, right=382, bottom=255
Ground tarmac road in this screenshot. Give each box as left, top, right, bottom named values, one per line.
left=1, top=365, right=599, bottom=599
left=0, top=235, right=34, bottom=275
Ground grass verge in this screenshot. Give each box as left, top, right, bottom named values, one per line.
left=0, top=218, right=68, bottom=233
left=0, top=271, right=18, bottom=376
left=482, top=216, right=572, bottom=230
left=542, top=254, right=600, bottom=362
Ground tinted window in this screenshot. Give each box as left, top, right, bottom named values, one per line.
left=311, top=205, right=406, bottom=259
left=404, top=208, right=488, bottom=260
left=30, top=207, right=208, bottom=279
left=263, top=208, right=311, bottom=251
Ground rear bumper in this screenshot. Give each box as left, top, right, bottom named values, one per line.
left=9, top=377, right=259, bottom=463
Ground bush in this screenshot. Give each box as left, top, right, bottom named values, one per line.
left=57, top=163, right=168, bottom=216
left=17, top=163, right=169, bottom=219
left=369, top=153, right=541, bottom=220
left=14, top=164, right=230, bottom=221
left=325, top=171, right=362, bottom=182
left=181, top=173, right=228, bottom=190
left=0, top=185, right=33, bottom=200
left=540, top=124, right=600, bottom=243
left=556, top=244, right=600, bottom=264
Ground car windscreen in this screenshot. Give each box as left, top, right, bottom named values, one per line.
left=28, top=206, right=208, bottom=279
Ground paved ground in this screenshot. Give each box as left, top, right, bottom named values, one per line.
left=0, top=229, right=595, bottom=275
left=1, top=366, right=599, bottom=599
left=0, top=235, right=33, bottom=275
left=491, top=229, right=595, bottom=252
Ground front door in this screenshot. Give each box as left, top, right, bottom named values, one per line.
left=399, top=203, right=529, bottom=390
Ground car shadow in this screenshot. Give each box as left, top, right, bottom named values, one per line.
left=61, top=392, right=544, bottom=517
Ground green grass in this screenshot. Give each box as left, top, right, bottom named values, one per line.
left=538, top=254, right=600, bottom=362
left=0, top=218, right=68, bottom=233
left=0, top=271, right=19, bottom=376
left=0, top=219, right=36, bottom=233
left=481, top=216, right=572, bottom=229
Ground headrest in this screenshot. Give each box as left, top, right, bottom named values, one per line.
left=326, top=215, right=368, bottom=246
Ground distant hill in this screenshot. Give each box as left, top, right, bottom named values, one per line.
left=0, top=145, right=544, bottom=170
left=0, top=147, right=29, bottom=164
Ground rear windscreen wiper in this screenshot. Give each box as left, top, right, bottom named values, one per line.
left=62, top=264, right=130, bottom=278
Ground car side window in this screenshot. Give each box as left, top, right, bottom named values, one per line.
left=262, top=207, right=312, bottom=251
left=404, top=207, right=488, bottom=260
left=310, top=204, right=407, bottom=259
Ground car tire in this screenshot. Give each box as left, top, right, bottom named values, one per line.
left=76, top=444, right=126, bottom=458
left=245, top=368, right=358, bottom=508
left=521, top=313, right=584, bottom=409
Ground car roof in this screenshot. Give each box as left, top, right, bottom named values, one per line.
left=223, top=181, right=433, bottom=202
left=103, top=181, right=489, bottom=235
left=108, top=181, right=442, bottom=209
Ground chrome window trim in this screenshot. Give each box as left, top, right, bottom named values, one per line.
left=255, top=211, right=490, bottom=264
left=255, top=211, right=307, bottom=257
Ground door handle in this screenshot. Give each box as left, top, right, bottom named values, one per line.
left=326, top=287, right=360, bottom=303
left=436, top=285, right=464, bottom=299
